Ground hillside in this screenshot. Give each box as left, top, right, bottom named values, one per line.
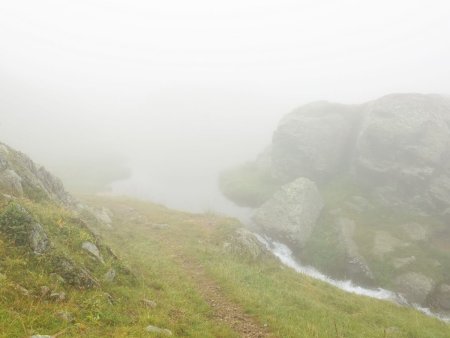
left=0, top=141, right=449, bottom=337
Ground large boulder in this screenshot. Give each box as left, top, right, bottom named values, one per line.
left=50, top=255, right=98, bottom=289
left=272, top=102, right=362, bottom=182
left=394, top=272, right=435, bottom=305
left=429, top=283, right=450, bottom=313
left=354, top=94, right=450, bottom=200
left=253, top=177, right=324, bottom=247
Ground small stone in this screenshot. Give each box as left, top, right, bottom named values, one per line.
left=30, top=335, right=52, bottom=338
left=56, top=311, right=74, bottom=323
left=29, top=222, right=50, bottom=255
left=49, top=292, right=66, bottom=302
left=103, top=268, right=116, bottom=282
left=49, top=273, right=65, bottom=284
left=104, top=292, right=115, bottom=304
left=145, top=325, right=172, bottom=335
left=151, top=223, right=169, bottom=229
left=14, top=284, right=30, bottom=296
left=40, top=286, right=50, bottom=297
left=95, top=207, right=113, bottom=225
left=142, top=299, right=157, bottom=308
left=81, top=241, right=105, bottom=264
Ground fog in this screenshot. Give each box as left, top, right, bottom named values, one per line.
left=1, top=0, right=450, bottom=213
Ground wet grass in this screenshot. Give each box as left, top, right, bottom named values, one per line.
left=0, top=194, right=449, bottom=337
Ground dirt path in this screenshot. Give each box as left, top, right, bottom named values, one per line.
left=176, top=256, right=272, bottom=338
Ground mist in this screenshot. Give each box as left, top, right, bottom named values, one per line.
left=2, top=0, right=450, bottom=213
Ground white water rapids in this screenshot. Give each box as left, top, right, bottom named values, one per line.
left=254, top=233, right=450, bottom=323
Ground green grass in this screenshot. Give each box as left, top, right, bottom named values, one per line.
left=85, top=195, right=450, bottom=338
left=219, top=162, right=282, bottom=207
left=1, top=192, right=449, bottom=337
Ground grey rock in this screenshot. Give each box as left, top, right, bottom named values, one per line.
left=152, top=223, right=170, bottom=230
left=82, top=241, right=105, bottom=264
left=30, top=335, right=52, bottom=338
left=49, top=291, right=66, bottom=302
left=36, top=166, right=74, bottom=205
left=29, top=222, right=50, bottom=255
left=14, top=284, right=30, bottom=296
left=394, top=272, right=434, bottom=304
left=94, top=207, right=113, bottom=225
left=0, top=142, right=74, bottom=205
left=142, top=299, right=157, bottom=308
left=272, top=102, right=361, bottom=181
left=355, top=94, right=450, bottom=202
left=429, top=283, right=450, bottom=312
left=0, top=152, right=8, bottom=171
left=253, top=177, right=324, bottom=247
left=51, top=256, right=98, bottom=289
left=103, top=268, right=116, bottom=282
left=224, top=228, right=268, bottom=260
left=0, top=169, right=23, bottom=196
left=337, top=218, right=374, bottom=284
left=145, top=325, right=172, bottom=335
left=56, top=311, right=74, bottom=322
left=40, top=286, right=50, bottom=297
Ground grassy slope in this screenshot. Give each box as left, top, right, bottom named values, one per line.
left=0, top=196, right=234, bottom=337
left=84, top=195, right=450, bottom=338
left=0, top=192, right=449, bottom=337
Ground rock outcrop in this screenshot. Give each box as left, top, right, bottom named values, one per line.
left=220, top=93, right=450, bottom=311
left=0, top=141, right=131, bottom=294
left=272, top=102, right=362, bottom=182
left=394, top=272, right=435, bottom=304
left=253, top=177, right=324, bottom=247
left=0, top=142, right=74, bottom=205
left=267, top=93, right=450, bottom=215
left=354, top=94, right=450, bottom=211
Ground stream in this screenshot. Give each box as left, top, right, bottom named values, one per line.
left=254, top=233, right=450, bottom=323
left=109, top=167, right=450, bottom=323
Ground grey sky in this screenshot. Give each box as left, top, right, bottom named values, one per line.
left=1, top=0, right=450, bottom=212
